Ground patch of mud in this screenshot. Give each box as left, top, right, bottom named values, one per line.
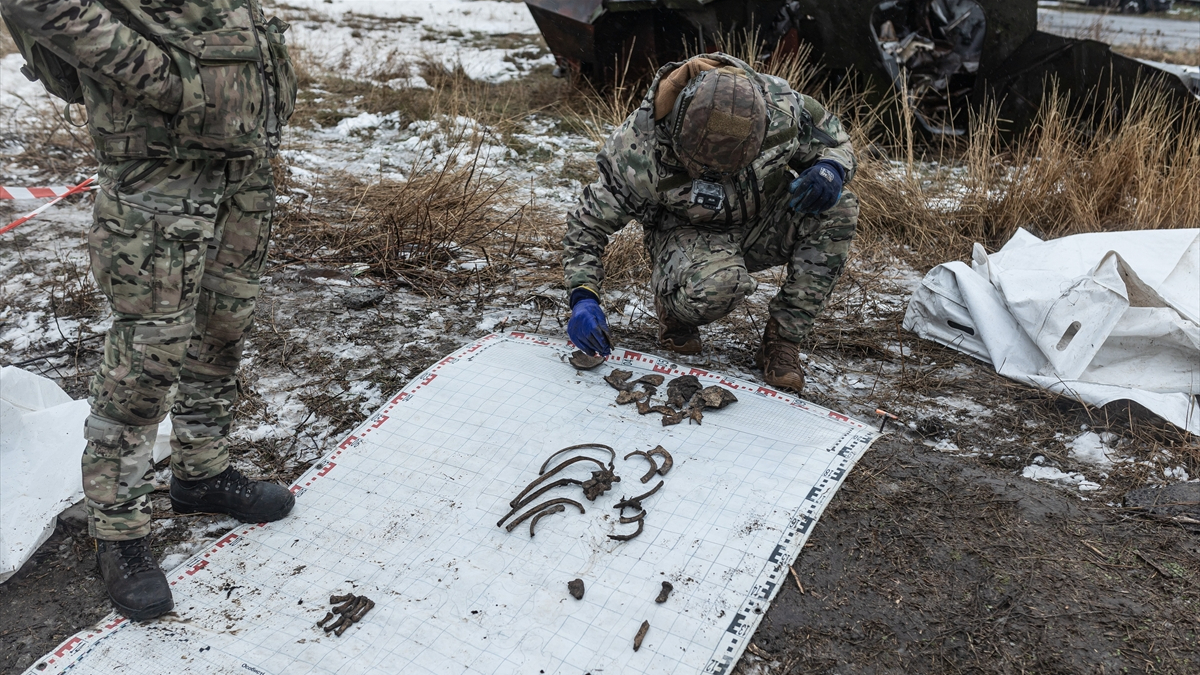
left=737, top=436, right=1200, bottom=674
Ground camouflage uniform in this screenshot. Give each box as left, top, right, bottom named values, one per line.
left=563, top=54, right=858, bottom=344
left=5, top=0, right=296, bottom=540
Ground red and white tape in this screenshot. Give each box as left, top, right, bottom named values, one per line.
left=0, top=175, right=98, bottom=236
left=0, top=184, right=93, bottom=200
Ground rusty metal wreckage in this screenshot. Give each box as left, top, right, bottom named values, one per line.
left=497, top=444, right=675, bottom=541
left=525, top=0, right=1198, bottom=137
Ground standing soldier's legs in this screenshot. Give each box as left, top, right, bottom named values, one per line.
left=744, top=191, right=859, bottom=390
left=167, top=158, right=294, bottom=522
left=647, top=225, right=759, bottom=353
left=85, top=159, right=226, bottom=541
left=85, top=159, right=227, bottom=618
left=171, top=158, right=274, bottom=482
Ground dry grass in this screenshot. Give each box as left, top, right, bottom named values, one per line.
left=852, top=83, right=1200, bottom=257
left=275, top=140, right=548, bottom=292
left=1112, top=40, right=1200, bottom=67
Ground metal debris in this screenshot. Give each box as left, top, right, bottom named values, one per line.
left=568, top=578, right=585, bottom=600
left=633, top=620, right=649, bottom=651
left=655, top=581, right=673, bottom=604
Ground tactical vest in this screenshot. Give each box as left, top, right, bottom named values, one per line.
left=11, top=0, right=297, bottom=163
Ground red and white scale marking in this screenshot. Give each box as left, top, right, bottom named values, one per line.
left=29, top=333, right=879, bottom=675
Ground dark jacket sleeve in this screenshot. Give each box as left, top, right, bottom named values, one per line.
left=4, top=0, right=181, bottom=113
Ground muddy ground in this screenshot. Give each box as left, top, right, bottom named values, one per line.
left=3, top=3, right=1198, bottom=672
left=4, top=434, right=1197, bottom=674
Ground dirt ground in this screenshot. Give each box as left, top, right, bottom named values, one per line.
left=4, top=435, right=1197, bottom=674
left=746, top=436, right=1200, bottom=675
left=3, top=4, right=1198, bottom=672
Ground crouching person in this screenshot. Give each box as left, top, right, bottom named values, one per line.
left=4, top=0, right=299, bottom=619
left=563, top=53, right=858, bottom=393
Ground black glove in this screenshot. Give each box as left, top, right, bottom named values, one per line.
left=789, top=160, right=845, bottom=214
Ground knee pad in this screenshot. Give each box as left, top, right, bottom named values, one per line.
left=675, top=262, right=757, bottom=325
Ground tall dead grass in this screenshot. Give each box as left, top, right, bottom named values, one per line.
left=276, top=147, right=536, bottom=288
left=853, top=82, right=1200, bottom=256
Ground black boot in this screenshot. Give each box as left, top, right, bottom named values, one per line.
left=170, top=466, right=295, bottom=523
left=96, top=537, right=173, bottom=621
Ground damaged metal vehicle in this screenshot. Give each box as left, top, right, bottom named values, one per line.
left=525, top=0, right=1197, bottom=135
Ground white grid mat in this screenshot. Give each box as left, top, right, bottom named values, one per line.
left=29, top=333, right=878, bottom=675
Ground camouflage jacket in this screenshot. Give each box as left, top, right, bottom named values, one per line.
left=563, top=53, right=855, bottom=297
left=4, top=0, right=297, bottom=162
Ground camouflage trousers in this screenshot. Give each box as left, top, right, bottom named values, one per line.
left=84, top=156, right=275, bottom=540
left=648, top=191, right=858, bottom=343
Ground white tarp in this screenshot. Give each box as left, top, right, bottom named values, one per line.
left=903, top=228, right=1200, bottom=434
left=28, top=333, right=878, bottom=675
left=0, top=366, right=172, bottom=583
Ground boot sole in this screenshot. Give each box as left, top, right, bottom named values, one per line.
left=112, top=594, right=174, bottom=622
left=171, top=497, right=294, bottom=523
left=659, top=338, right=702, bottom=355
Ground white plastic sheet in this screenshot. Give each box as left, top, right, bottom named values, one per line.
left=903, top=228, right=1200, bottom=434
left=0, top=366, right=172, bottom=583
left=28, top=334, right=878, bottom=675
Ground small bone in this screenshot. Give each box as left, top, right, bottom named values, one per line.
left=569, top=350, right=605, bottom=370
left=609, top=517, right=644, bottom=541
left=538, top=444, right=616, bottom=474
left=315, top=611, right=334, bottom=627
left=623, top=450, right=659, bottom=484
left=511, top=456, right=606, bottom=507
left=329, top=593, right=355, bottom=604
left=699, top=385, right=737, bottom=409
left=633, top=620, right=650, bottom=651
left=505, top=498, right=585, bottom=533
left=614, top=480, right=664, bottom=511
left=349, top=598, right=375, bottom=623
left=604, top=369, right=634, bottom=391
left=615, top=390, right=647, bottom=405
left=655, top=581, right=674, bottom=603
left=529, top=504, right=566, bottom=536
left=647, top=446, right=673, bottom=475
left=619, top=509, right=646, bottom=524
left=568, top=578, right=585, bottom=600
left=497, top=478, right=582, bottom=526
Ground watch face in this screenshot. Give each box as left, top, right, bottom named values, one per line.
left=690, top=179, right=725, bottom=211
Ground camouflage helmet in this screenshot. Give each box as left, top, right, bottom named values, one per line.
left=667, top=66, right=768, bottom=179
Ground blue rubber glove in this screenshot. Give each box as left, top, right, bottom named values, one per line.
left=788, top=160, right=845, bottom=214
left=568, top=290, right=612, bottom=356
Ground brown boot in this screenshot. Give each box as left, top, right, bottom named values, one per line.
left=755, top=317, right=806, bottom=392
left=655, top=297, right=702, bottom=355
